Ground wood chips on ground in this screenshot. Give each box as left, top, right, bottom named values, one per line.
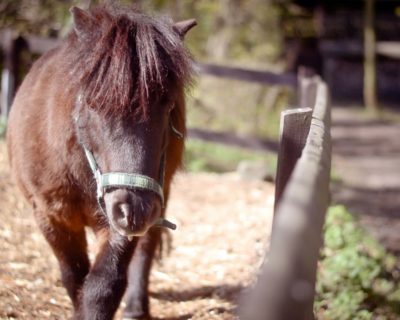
left=0, top=142, right=274, bottom=319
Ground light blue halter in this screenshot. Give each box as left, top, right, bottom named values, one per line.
left=83, top=146, right=165, bottom=207
left=78, top=117, right=183, bottom=232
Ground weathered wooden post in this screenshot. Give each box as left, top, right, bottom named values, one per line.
left=298, top=74, right=320, bottom=109
left=364, top=0, right=378, bottom=112
left=274, top=108, right=312, bottom=210
left=1, top=29, right=17, bottom=120
left=274, top=75, right=320, bottom=210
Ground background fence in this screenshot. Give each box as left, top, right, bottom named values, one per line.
left=0, top=30, right=296, bottom=124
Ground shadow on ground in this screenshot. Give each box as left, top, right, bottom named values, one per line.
left=150, top=284, right=242, bottom=319
left=331, top=108, right=400, bottom=253
left=151, top=283, right=244, bottom=302
left=332, top=183, right=400, bottom=254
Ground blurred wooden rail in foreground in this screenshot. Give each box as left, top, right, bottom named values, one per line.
left=241, top=76, right=331, bottom=320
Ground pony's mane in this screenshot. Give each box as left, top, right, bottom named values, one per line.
left=66, top=5, right=192, bottom=118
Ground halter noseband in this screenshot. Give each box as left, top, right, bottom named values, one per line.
left=83, top=146, right=166, bottom=208
left=83, top=142, right=177, bottom=238
left=78, top=117, right=183, bottom=216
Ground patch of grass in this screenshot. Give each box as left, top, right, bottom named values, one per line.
left=330, top=168, right=343, bottom=184
left=184, top=139, right=277, bottom=173
left=315, top=205, right=400, bottom=320
left=186, top=77, right=294, bottom=141
left=0, top=117, right=7, bottom=138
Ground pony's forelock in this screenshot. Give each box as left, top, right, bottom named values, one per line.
left=67, top=5, right=192, bottom=118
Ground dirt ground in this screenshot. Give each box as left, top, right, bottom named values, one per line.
left=0, top=142, right=275, bottom=320
left=331, top=107, right=400, bottom=254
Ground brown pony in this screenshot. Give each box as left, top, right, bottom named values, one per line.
left=7, top=4, right=195, bottom=320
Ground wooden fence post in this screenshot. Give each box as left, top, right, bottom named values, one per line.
left=0, top=30, right=25, bottom=121
left=1, top=29, right=16, bottom=119
left=275, top=74, right=321, bottom=211
left=298, top=75, right=320, bottom=109
left=274, top=108, right=312, bottom=210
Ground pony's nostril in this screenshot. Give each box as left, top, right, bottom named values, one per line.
left=118, top=216, right=129, bottom=228
left=119, top=203, right=131, bottom=218
left=113, top=203, right=131, bottom=227
left=106, top=190, right=162, bottom=236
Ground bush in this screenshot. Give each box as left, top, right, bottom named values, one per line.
left=315, top=205, right=400, bottom=319
left=184, top=139, right=276, bottom=173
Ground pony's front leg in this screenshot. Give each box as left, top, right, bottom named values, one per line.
left=35, top=214, right=90, bottom=312
left=123, top=228, right=161, bottom=319
left=79, top=232, right=138, bottom=320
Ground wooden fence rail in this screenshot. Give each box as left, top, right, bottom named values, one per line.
left=241, top=77, right=331, bottom=320
left=195, top=62, right=297, bottom=87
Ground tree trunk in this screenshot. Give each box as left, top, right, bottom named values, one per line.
left=364, top=0, right=378, bottom=112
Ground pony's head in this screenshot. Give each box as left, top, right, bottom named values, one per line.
left=69, top=6, right=195, bottom=237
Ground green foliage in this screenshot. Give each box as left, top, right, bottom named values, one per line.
left=0, top=116, right=7, bottom=137
left=184, top=139, right=276, bottom=173
left=140, top=0, right=283, bottom=64
left=1, top=1, right=289, bottom=145
left=330, top=168, right=343, bottom=184
left=315, top=205, right=400, bottom=319
left=1, top=1, right=284, bottom=64
left=186, top=77, right=293, bottom=141
left=0, top=0, right=81, bottom=36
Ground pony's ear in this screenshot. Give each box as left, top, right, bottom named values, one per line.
left=70, top=7, right=96, bottom=40
left=173, top=19, right=197, bottom=39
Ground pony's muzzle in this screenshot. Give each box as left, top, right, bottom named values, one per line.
left=104, top=189, right=161, bottom=237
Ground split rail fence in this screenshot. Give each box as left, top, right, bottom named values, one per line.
left=241, top=75, right=331, bottom=320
